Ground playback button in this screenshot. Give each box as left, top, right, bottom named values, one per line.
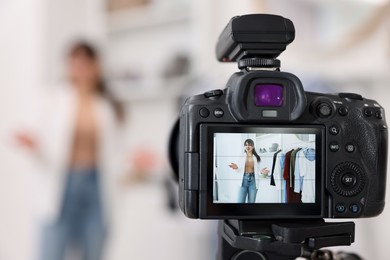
left=335, top=203, right=346, bottom=213
left=199, top=107, right=210, bottom=118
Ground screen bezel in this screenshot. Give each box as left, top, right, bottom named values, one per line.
left=199, top=124, right=325, bottom=219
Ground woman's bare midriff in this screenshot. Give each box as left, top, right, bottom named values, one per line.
left=69, top=96, right=99, bottom=169
left=245, top=156, right=254, bottom=173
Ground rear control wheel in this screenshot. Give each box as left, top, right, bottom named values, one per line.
left=330, top=162, right=365, bottom=197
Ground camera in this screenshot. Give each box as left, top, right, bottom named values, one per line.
left=169, top=14, right=388, bottom=220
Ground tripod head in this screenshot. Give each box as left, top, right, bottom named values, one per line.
left=218, top=219, right=356, bottom=260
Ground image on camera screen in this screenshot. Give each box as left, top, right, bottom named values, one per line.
left=212, top=131, right=316, bottom=204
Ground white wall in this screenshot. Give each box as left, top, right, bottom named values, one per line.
left=214, top=133, right=249, bottom=202
left=0, top=0, right=46, bottom=259
left=0, top=0, right=107, bottom=259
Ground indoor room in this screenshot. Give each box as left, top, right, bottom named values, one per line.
left=0, top=0, right=389, bottom=259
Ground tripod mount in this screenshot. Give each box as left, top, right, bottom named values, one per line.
left=217, top=219, right=355, bottom=260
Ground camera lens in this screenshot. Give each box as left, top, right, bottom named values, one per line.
left=254, top=84, right=283, bottom=107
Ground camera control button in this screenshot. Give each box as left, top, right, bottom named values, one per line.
left=338, top=106, right=348, bottom=116
left=345, top=143, right=355, bottom=153
left=214, top=108, right=224, bottom=118
left=375, top=110, right=383, bottom=119
left=335, top=203, right=346, bottom=213
left=349, top=203, right=360, bottom=214
left=204, top=89, right=223, bottom=98
left=341, top=173, right=357, bottom=188
left=318, top=103, right=332, bottom=118
left=329, top=125, right=340, bottom=135
left=329, top=142, right=340, bottom=152
left=199, top=107, right=210, bottom=118
left=363, top=108, right=373, bottom=117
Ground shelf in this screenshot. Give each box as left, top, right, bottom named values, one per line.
left=293, top=0, right=387, bottom=6
left=114, top=88, right=181, bottom=102
left=107, top=4, right=191, bottom=35
left=256, top=134, right=281, bottom=138
left=109, top=76, right=187, bottom=102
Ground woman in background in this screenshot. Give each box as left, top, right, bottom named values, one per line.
left=229, top=139, right=269, bottom=203
left=16, top=42, right=124, bottom=260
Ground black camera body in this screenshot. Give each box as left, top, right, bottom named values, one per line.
left=173, top=14, right=388, bottom=220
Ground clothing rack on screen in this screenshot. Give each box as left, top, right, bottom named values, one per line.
left=282, top=140, right=316, bottom=151
left=269, top=147, right=316, bottom=204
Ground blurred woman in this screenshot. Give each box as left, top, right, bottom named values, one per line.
left=15, top=42, right=124, bottom=260
left=229, top=139, right=269, bottom=203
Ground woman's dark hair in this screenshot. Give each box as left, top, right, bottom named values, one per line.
left=68, top=41, right=124, bottom=122
left=244, top=139, right=261, bottom=162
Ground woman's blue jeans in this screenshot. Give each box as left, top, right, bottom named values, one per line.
left=40, top=168, right=106, bottom=260
left=238, top=173, right=258, bottom=203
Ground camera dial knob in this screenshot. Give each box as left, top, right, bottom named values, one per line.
left=330, top=162, right=366, bottom=197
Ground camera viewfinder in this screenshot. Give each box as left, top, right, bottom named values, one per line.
left=254, top=84, right=284, bottom=107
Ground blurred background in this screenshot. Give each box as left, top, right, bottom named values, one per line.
left=0, top=0, right=389, bottom=259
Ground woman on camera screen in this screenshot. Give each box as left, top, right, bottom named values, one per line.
left=229, top=139, right=269, bottom=203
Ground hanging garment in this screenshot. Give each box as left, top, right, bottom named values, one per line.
left=289, top=148, right=302, bottom=203
left=294, top=149, right=304, bottom=193
left=300, top=148, right=316, bottom=203
left=283, top=149, right=294, bottom=202
left=278, top=152, right=286, bottom=203
left=290, top=148, right=302, bottom=188
left=270, top=149, right=282, bottom=186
